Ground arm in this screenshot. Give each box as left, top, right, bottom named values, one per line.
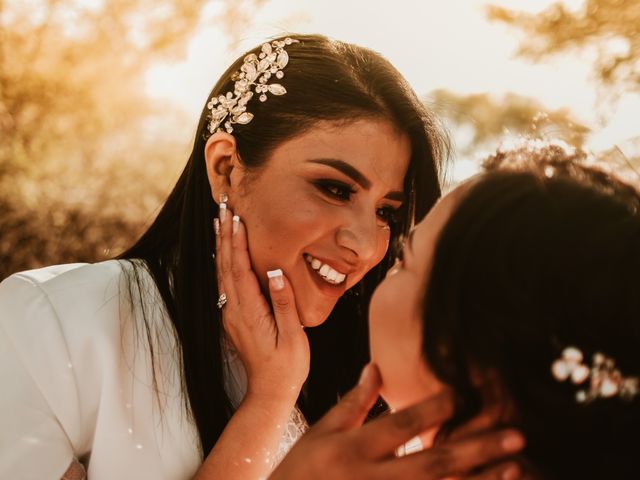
left=194, top=208, right=309, bottom=480
left=270, top=364, right=526, bottom=480
left=194, top=393, right=295, bottom=479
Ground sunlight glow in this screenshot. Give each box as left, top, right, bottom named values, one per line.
left=144, top=0, right=637, bottom=176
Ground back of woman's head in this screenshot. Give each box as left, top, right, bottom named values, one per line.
left=423, top=142, right=640, bottom=478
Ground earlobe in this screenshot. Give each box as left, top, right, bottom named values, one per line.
left=204, top=132, right=238, bottom=204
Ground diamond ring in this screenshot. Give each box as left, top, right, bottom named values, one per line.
left=217, top=293, right=227, bottom=309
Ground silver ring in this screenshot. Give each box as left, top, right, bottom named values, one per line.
left=217, top=293, right=227, bottom=309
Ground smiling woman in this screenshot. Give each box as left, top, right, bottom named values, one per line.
left=207, top=119, right=411, bottom=327
left=0, top=34, right=450, bottom=480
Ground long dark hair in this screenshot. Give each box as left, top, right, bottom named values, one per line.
left=119, top=34, right=448, bottom=455
left=422, top=143, right=640, bottom=478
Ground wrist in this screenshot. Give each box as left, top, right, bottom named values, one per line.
left=246, top=372, right=303, bottom=402
left=243, top=385, right=300, bottom=412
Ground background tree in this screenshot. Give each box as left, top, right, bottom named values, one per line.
left=486, top=0, right=640, bottom=101
left=482, top=0, right=639, bottom=185
left=427, top=89, right=590, bottom=155
left=0, top=0, right=266, bottom=277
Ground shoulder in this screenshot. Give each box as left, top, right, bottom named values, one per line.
left=0, top=261, right=197, bottom=477
left=0, top=261, right=133, bottom=475
left=0, top=260, right=128, bottom=305
left=0, top=259, right=151, bottom=329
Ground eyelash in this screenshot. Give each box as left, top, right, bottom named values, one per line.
left=314, top=180, right=401, bottom=226
left=377, top=206, right=400, bottom=226
left=315, top=180, right=355, bottom=201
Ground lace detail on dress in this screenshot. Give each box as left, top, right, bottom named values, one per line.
left=273, top=404, right=309, bottom=467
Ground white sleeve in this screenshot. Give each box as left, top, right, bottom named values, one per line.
left=0, top=274, right=79, bottom=480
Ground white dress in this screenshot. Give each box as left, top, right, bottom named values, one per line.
left=0, top=261, right=308, bottom=480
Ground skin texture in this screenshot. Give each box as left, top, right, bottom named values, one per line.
left=206, top=118, right=411, bottom=327
left=369, top=184, right=468, bottom=412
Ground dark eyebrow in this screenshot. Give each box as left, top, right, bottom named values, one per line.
left=308, top=158, right=405, bottom=202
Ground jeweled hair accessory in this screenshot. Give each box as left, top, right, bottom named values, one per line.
left=551, top=346, right=639, bottom=403
left=207, top=37, right=299, bottom=135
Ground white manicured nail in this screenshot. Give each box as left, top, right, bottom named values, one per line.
left=232, top=215, right=240, bottom=235
left=267, top=269, right=284, bottom=290
left=219, top=202, right=227, bottom=222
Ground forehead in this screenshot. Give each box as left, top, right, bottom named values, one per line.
left=411, top=183, right=469, bottom=266
left=264, top=118, right=411, bottom=189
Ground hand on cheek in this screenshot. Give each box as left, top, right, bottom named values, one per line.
left=213, top=201, right=310, bottom=402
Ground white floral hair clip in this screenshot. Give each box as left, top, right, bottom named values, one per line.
left=207, top=37, right=299, bottom=135
left=551, top=346, right=640, bottom=403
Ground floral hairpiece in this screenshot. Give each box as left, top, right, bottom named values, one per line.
left=551, top=346, right=639, bottom=403
left=207, top=37, right=299, bottom=135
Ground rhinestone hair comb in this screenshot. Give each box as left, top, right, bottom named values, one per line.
left=551, top=346, right=639, bottom=403
left=207, top=37, right=298, bottom=135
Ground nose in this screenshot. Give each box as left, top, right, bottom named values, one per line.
left=335, top=208, right=381, bottom=264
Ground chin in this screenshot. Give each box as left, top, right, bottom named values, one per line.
left=298, top=302, right=335, bottom=328
left=380, top=389, right=414, bottom=412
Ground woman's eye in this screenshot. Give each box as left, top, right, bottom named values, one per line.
left=376, top=206, right=400, bottom=226
left=316, top=181, right=355, bottom=201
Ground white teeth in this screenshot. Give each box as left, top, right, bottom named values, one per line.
left=304, top=254, right=347, bottom=285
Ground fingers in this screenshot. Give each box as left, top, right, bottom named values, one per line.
left=313, top=363, right=382, bottom=433
left=229, top=215, right=270, bottom=317
left=213, top=218, right=226, bottom=297
left=215, top=206, right=302, bottom=341
left=215, top=201, right=237, bottom=305
left=357, top=391, right=455, bottom=459
left=378, top=428, right=525, bottom=479
left=448, top=381, right=507, bottom=442
left=447, top=410, right=502, bottom=443
left=267, top=269, right=303, bottom=337
left=466, top=461, right=522, bottom=480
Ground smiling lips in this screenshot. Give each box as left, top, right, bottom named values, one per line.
left=304, top=254, right=347, bottom=285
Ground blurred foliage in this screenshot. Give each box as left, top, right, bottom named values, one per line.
left=442, top=0, right=640, bottom=183
left=428, top=89, right=590, bottom=155
left=486, top=0, right=640, bottom=100
left=428, top=88, right=640, bottom=185
left=0, top=0, right=266, bottom=278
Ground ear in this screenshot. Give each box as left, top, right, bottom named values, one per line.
left=204, top=132, right=240, bottom=205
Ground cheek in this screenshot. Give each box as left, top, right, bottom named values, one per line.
left=369, top=282, right=442, bottom=410
left=236, top=193, right=327, bottom=281
left=376, top=231, right=391, bottom=262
